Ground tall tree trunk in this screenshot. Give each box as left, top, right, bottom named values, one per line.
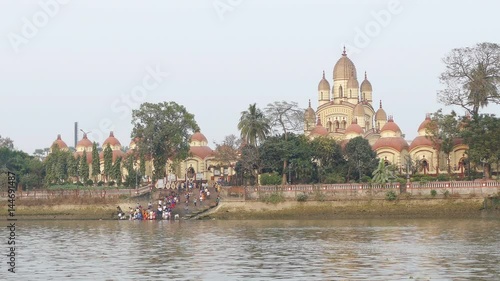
left=435, top=150, right=440, bottom=176
left=282, top=160, right=287, bottom=185
left=485, top=163, right=491, bottom=179
left=282, top=131, right=288, bottom=185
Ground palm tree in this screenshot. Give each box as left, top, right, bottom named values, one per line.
left=238, top=103, right=270, bottom=146
left=372, top=158, right=396, bottom=184
left=466, top=64, right=499, bottom=117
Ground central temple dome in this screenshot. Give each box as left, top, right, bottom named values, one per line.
left=333, top=48, right=357, bottom=81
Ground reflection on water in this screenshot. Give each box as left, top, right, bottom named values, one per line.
left=7, top=219, right=500, bottom=280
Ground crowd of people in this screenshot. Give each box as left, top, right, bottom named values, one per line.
left=116, top=182, right=221, bottom=220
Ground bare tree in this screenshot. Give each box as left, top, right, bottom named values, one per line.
left=213, top=134, right=241, bottom=167
left=265, top=101, right=304, bottom=138
left=0, top=135, right=14, bottom=150
left=265, top=101, right=304, bottom=184
left=438, top=42, right=500, bottom=117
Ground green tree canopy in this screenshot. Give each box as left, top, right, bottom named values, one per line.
left=259, top=134, right=312, bottom=184
left=310, top=136, right=347, bottom=183
left=103, top=144, right=113, bottom=181
left=0, top=145, right=45, bottom=189
left=67, top=153, right=78, bottom=180
left=265, top=101, right=305, bottom=184
left=427, top=110, right=461, bottom=174
left=461, top=114, right=500, bottom=179
left=44, top=145, right=72, bottom=185
left=344, top=136, right=378, bottom=182
left=132, top=101, right=199, bottom=181
left=111, top=156, right=122, bottom=184
left=79, top=151, right=89, bottom=183
left=91, top=142, right=100, bottom=181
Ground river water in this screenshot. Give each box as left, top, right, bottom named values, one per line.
left=4, top=218, right=500, bottom=280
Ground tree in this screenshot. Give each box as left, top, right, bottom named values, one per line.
left=461, top=114, right=500, bottom=179
left=238, top=103, right=270, bottom=146
left=74, top=155, right=81, bottom=182
left=111, top=156, right=122, bottom=184
left=372, top=158, right=396, bottom=184
left=79, top=151, right=89, bottom=183
left=91, top=142, right=100, bottom=183
left=0, top=147, right=29, bottom=175
left=0, top=135, right=14, bottom=149
left=124, top=155, right=138, bottom=188
left=438, top=42, right=500, bottom=117
left=0, top=146, right=45, bottom=189
left=67, top=153, right=78, bottom=182
left=139, top=151, right=146, bottom=177
left=426, top=110, right=461, bottom=174
left=43, top=145, right=71, bottom=185
left=53, top=150, right=67, bottom=183
left=344, top=137, right=378, bottom=182
left=213, top=134, right=241, bottom=167
left=33, top=149, right=45, bottom=161
left=132, top=102, right=199, bottom=182
left=235, top=144, right=260, bottom=185
left=259, top=135, right=289, bottom=174
left=103, top=144, right=112, bottom=182
left=259, top=134, right=311, bottom=184
left=25, top=157, right=45, bottom=189
left=265, top=101, right=304, bottom=184
left=19, top=173, right=39, bottom=190
left=265, top=101, right=304, bottom=137
left=310, top=136, right=347, bottom=183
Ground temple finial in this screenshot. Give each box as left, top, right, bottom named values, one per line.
left=308, top=99, right=311, bottom=107
left=365, top=71, right=367, bottom=80
left=379, top=100, right=382, bottom=109
left=322, top=70, right=325, bottom=79
left=342, top=46, right=347, bottom=56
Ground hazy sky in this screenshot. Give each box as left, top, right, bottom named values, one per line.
left=1, top=0, right=499, bottom=154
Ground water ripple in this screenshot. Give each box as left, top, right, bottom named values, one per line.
left=6, top=219, right=500, bottom=280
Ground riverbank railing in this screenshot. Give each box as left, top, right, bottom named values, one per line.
left=0, top=185, right=152, bottom=200
left=221, top=180, right=500, bottom=200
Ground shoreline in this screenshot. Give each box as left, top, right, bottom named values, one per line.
left=204, top=198, right=499, bottom=220
left=2, top=197, right=498, bottom=220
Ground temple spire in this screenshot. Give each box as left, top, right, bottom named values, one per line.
left=342, top=46, right=347, bottom=56
left=308, top=99, right=311, bottom=107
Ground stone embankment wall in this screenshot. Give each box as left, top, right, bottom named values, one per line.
left=221, top=181, right=500, bottom=201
